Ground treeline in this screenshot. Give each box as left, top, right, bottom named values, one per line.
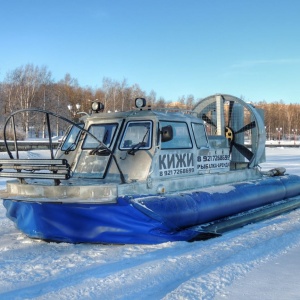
left=0, top=64, right=299, bottom=140
left=0, top=64, right=198, bottom=138
left=256, top=101, right=300, bottom=140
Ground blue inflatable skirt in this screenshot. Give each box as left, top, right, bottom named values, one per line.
left=3, top=175, right=300, bottom=244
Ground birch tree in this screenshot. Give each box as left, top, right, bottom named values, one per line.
left=3, top=64, right=52, bottom=136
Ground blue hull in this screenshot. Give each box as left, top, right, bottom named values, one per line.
left=3, top=175, right=300, bottom=244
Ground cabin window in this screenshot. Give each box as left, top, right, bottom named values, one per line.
left=192, top=123, right=208, bottom=148
left=120, top=121, right=152, bottom=150
left=61, top=123, right=84, bottom=152
left=161, top=121, right=192, bottom=149
left=82, top=123, right=118, bottom=149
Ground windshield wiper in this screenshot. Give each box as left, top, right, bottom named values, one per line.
left=89, top=130, right=110, bottom=155
left=127, top=142, right=147, bottom=155
left=89, top=146, right=111, bottom=156
left=64, top=142, right=77, bottom=154
left=128, top=129, right=149, bottom=155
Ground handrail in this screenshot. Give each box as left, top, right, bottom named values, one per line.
left=3, top=108, right=126, bottom=184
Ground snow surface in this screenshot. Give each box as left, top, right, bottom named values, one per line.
left=0, top=147, right=300, bottom=299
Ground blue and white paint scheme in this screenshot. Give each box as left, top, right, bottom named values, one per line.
left=2, top=94, right=300, bottom=244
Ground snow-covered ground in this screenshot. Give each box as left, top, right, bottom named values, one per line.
left=0, top=147, right=300, bottom=300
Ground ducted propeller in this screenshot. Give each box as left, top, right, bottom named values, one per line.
left=225, top=101, right=257, bottom=161
left=193, top=94, right=266, bottom=168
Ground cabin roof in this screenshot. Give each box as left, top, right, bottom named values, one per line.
left=82, top=108, right=202, bottom=123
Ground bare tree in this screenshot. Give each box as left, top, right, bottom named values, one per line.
left=3, top=64, right=52, bottom=136
left=2, top=64, right=300, bottom=142
left=186, top=94, right=195, bottom=110
left=147, top=90, right=157, bottom=108
left=154, top=97, right=166, bottom=108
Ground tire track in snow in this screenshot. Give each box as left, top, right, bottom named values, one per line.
left=1, top=209, right=299, bottom=299
left=163, top=219, right=300, bottom=299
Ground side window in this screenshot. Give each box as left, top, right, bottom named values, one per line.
left=82, top=123, right=118, bottom=149
left=120, top=121, right=152, bottom=150
left=61, top=123, right=84, bottom=152
left=161, top=121, right=192, bottom=149
left=192, top=123, right=208, bottom=148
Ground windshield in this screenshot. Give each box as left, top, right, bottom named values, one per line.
left=61, top=123, right=84, bottom=152
left=120, top=121, right=152, bottom=150
left=82, top=123, right=118, bottom=149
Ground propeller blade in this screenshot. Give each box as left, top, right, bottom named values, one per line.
left=233, top=142, right=254, bottom=161
left=227, top=101, right=234, bottom=127
left=229, top=140, right=234, bottom=154
left=235, top=121, right=256, bottom=134
left=202, top=114, right=216, bottom=127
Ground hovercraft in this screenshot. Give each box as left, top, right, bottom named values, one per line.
left=1, top=94, right=300, bottom=244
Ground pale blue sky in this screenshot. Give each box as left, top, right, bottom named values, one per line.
left=1, top=0, right=300, bottom=103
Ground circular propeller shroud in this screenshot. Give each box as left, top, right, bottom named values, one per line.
left=193, top=94, right=266, bottom=168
